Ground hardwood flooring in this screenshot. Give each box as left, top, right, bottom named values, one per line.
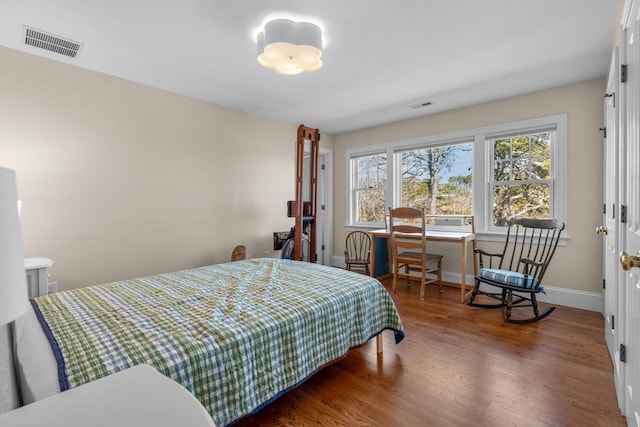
left=234, top=278, right=626, bottom=426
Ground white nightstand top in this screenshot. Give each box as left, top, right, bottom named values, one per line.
left=24, top=257, right=53, bottom=270
left=0, top=364, right=216, bottom=427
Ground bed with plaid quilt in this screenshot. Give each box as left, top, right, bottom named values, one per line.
left=31, top=258, right=404, bottom=426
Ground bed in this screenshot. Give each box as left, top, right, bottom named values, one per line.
left=14, top=258, right=404, bottom=426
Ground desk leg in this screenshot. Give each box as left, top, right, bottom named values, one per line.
left=369, top=235, right=377, bottom=277
left=376, top=334, right=383, bottom=354
left=460, top=240, right=475, bottom=303
left=460, top=242, right=467, bottom=302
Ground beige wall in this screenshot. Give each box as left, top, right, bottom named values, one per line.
left=0, top=46, right=334, bottom=291
left=333, top=79, right=606, bottom=294
left=0, top=45, right=606, bottom=295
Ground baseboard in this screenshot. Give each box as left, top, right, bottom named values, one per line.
left=331, top=255, right=603, bottom=313
left=535, top=285, right=603, bottom=312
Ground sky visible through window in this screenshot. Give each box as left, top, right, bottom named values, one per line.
left=443, top=147, right=472, bottom=180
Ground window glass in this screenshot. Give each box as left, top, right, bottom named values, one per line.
left=352, top=153, right=387, bottom=223
left=346, top=115, right=566, bottom=234
left=490, top=132, right=552, bottom=227
left=399, top=143, right=473, bottom=215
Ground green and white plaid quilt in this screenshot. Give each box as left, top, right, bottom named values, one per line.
left=32, top=258, right=404, bottom=426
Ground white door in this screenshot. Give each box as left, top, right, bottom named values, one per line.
left=303, top=146, right=333, bottom=265
left=620, top=1, right=640, bottom=424
left=316, top=152, right=327, bottom=264
left=602, top=52, right=620, bottom=364
left=316, top=149, right=333, bottom=266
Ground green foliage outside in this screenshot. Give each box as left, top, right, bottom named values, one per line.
left=492, top=133, right=551, bottom=226
left=354, top=133, right=551, bottom=225
left=355, top=154, right=387, bottom=223
left=401, top=145, right=472, bottom=215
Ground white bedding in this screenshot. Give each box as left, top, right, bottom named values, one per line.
left=14, top=259, right=405, bottom=426
left=13, top=304, right=59, bottom=403
left=1, top=364, right=216, bottom=427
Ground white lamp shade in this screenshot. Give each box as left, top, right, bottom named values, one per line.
left=0, top=167, right=29, bottom=325
left=257, top=19, right=323, bottom=75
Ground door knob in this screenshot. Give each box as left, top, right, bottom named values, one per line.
left=596, top=226, right=608, bottom=235
left=620, top=251, right=640, bottom=271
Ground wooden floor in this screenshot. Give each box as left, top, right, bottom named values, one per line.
left=235, top=278, right=626, bottom=426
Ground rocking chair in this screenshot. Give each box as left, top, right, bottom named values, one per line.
left=468, top=218, right=565, bottom=323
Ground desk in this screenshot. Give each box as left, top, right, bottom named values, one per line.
left=369, top=229, right=477, bottom=302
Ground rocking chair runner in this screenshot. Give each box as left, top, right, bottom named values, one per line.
left=468, top=218, right=565, bottom=323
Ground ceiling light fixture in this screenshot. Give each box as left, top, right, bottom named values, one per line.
left=257, top=19, right=323, bottom=75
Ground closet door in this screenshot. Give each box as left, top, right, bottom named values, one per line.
left=620, top=0, right=640, bottom=424
left=602, top=50, right=619, bottom=365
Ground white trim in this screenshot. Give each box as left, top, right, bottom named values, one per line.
left=319, top=147, right=333, bottom=265
left=345, top=114, right=568, bottom=233
left=484, top=114, right=567, bottom=233
left=535, top=285, right=603, bottom=312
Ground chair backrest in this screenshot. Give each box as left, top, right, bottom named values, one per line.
left=344, top=231, right=371, bottom=262
left=389, top=207, right=427, bottom=256
left=230, top=245, right=246, bottom=261
left=496, top=218, right=565, bottom=283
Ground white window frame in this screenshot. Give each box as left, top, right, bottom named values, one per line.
left=481, top=115, right=566, bottom=235
left=346, top=114, right=567, bottom=238
left=393, top=137, right=475, bottom=211
left=348, top=148, right=389, bottom=227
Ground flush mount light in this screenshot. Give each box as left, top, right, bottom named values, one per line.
left=257, top=19, right=323, bottom=75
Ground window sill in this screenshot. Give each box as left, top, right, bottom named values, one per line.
left=345, top=226, right=569, bottom=247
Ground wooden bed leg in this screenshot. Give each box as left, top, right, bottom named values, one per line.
left=376, top=334, right=383, bottom=354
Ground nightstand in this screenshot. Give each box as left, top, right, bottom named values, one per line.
left=24, top=257, right=53, bottom=299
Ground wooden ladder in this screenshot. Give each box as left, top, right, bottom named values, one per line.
left=293, top=124, right=320, bottom=262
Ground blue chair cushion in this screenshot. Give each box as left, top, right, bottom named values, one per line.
left=478, top=268, right=539, bottom=290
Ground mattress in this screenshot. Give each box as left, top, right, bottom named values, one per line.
left=14, top=258, right=404, bottom=426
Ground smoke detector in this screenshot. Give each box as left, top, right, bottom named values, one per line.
left=22, top=26, right=83, bottom=58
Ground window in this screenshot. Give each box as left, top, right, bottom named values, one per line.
left=351, top=152, right=387, bottom=223
left=346, top=114, right=566, bottom=235
left=399, top=143, right=473, bottom=215
left=489, top=131, right=552, bottom=227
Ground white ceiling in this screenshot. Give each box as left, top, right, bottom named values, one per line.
left=0, top=0, right=619, bottom=135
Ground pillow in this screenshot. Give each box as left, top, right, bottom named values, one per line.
left=478, top=268, right=539, bottom=290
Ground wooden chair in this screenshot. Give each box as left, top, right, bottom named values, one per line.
left=389, top=207, right=444, bottom=300
left=468, top=218, right=565, bottom=323
left=230, top=245, right=246, bottom=261
left=344, top=231, right=371, bottom=275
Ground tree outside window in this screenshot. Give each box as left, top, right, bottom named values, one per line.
left=490, top=132, right=552, bottom=226
left=400, top=143, right=472, bottom=215
left=352, top=153, right=386, bottom=223
left=346, top=115, right=565, bottom=234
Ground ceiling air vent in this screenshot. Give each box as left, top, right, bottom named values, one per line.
left=23, top=26, right=82, bottom=58
left=408, top=101, right=432, bottom=109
